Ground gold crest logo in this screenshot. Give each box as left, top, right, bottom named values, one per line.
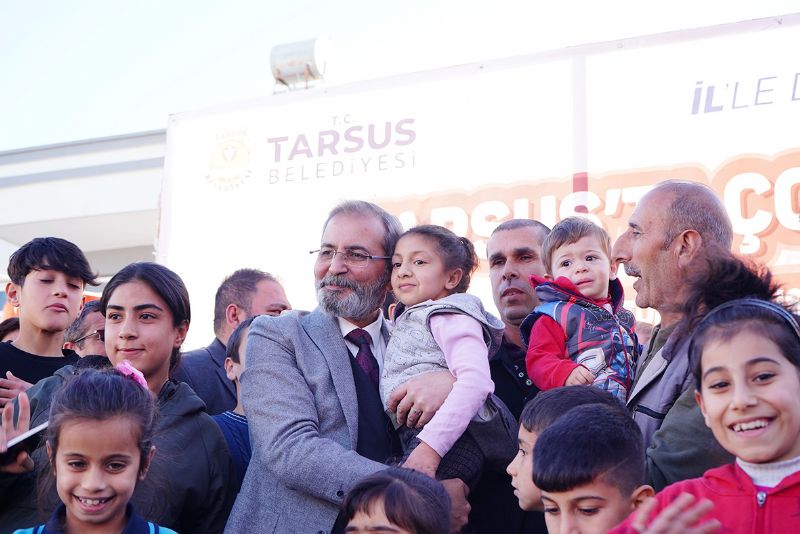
left=206, top=138, right=252, bottom=190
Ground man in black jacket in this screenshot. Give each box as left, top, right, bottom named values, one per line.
left=468, top=219, right=550, bottom=534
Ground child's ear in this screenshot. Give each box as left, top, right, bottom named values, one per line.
left=172, top=320, right=189, bottom=349
left=224, top=357, right=237, bottom=382
left=6, top=282, right=19, bottom=307
left=609, top=260, right=619, bottom=280
left=630, top=485, right=655, bottom=509
left=445, top=269, right=463, bottom=291
left=139, top=445, right=156, bottom=480
left=695, top=389, right=711, bottom=428
left=543, top=273, right=553, bottom=281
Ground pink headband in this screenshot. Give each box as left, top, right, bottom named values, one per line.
left=116, top=360, right=148, bottom=390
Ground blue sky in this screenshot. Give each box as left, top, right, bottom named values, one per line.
left=0, top=1, right=795, bottom=151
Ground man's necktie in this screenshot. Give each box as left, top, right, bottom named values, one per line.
left=345, top=328, right=380, bottom=389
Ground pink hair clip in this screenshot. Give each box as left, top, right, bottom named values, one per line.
left=116, top=360, right=148, bottom=390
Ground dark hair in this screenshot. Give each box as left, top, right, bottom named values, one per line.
left=47, top=368, right=158, bottom=476
left=533, top=403, right=645, bottom=496
left=689, top=298, right=800, bottom=390
left=519, top=385, right=623, bottom=434
left=492, top=219, right=551, bottom=238
left=64, top=300, right=102, bottom=346
left=342, top=467, right=450, bottom=534
left=325, top=200, right=403, bottom=257
left=401, top=225, right=478, bottom=293
left=7, top=237, right=97, bottom=286
left=213, top=269, right=276, bottom=336
left=0, top=316, right=20, bottom=341
left=678, top=250, right=783, bottom=359
left=99, top=262, right=191, bottom=372
left=541, top=217, right=611, bottom=275
left=653, top=181, right=733, bottom=250
left=226, top=316, right=258, bottom=363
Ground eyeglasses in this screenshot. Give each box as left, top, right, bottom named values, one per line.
left=74, top=329, right=105, bottom=344
left=310, top=248, right=391, bottom=266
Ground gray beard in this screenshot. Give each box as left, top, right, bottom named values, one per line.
left=316, top=273, right=388, bottom=324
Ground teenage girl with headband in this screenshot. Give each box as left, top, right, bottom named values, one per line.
left=614, top=298, right=800, bottom=533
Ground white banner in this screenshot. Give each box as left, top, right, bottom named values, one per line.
left=160, top=20, right=800, bottom=348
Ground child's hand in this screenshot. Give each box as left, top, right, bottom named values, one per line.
left=629, top=494, right=720, bottom=534
left=0, top=372, right=33, bottom=408
left=0, top=392, right=35, bottom=474
left=402, top=441, right=441, bottom=478
left=565, top=366, right=595, bottom=386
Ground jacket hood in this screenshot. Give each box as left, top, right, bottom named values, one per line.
left=157, top=379, right=207, bottom=417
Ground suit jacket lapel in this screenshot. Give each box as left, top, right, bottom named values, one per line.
left=210, top=339, right=236, bottom=397
left=302, top=309, right=360, bottom=448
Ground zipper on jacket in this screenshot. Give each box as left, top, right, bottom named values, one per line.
left=613, top=316, right=634, bottom=389
left=755, top=490, right=767, bottom=533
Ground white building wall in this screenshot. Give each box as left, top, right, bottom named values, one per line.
left=0, top=130, right=166, bottom=282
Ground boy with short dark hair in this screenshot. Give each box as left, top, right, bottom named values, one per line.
left=212, top=317, right=255, bottom=492
left=522, top=217, right=638, bottom=401
left=506, top=385, right=624, bottom=513
left=0, top=237, right=96, bottom=402
left=533, top=403, right=654, bottom=533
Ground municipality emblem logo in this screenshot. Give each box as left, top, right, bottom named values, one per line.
left=206, top=138, right=252, bottom=190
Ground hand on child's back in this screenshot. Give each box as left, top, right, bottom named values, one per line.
left=565, top=365, right=595, bottom=386
left=388, top=371, right=455, bottom=427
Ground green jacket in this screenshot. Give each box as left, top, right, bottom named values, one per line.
left=627, top=327, right=732, bottom=491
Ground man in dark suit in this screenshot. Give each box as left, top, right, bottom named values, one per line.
left=173, top=268, right=290, bottom=414
left=225, top=201, right=468, bottom=534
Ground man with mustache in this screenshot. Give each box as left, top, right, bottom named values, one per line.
left=225, top=201, right=469, bottom=534
left=466, top=219, right=551, bottom=534
left=613, top=181, right=734, bottom=490
left=486, top=219, right=550, bottom=422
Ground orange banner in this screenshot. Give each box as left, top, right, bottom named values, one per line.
left=379, top=148, right=800, bottom=290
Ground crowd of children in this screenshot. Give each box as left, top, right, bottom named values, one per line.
left=1, top=207, right=799, bottom=534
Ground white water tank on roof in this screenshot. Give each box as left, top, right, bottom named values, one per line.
left=270, top=37, right=329, bottom=88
